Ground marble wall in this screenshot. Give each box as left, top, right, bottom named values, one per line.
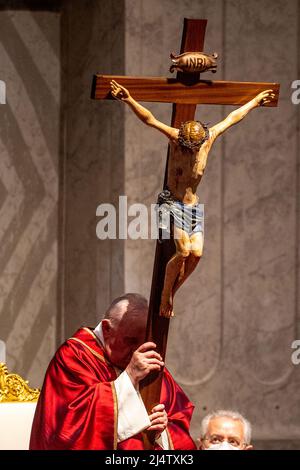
left=61, top=0, right=125, bottom=338
left=123, top=0, right=300, bottom=448
left=0, top=2, right=60, bottom=386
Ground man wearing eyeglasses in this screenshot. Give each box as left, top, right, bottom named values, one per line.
left=198, top=410, right=253, bottom=450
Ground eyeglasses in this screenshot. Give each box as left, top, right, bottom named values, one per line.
left=204, top=436, right=245, bottom=448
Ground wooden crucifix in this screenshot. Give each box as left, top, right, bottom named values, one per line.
left=92, top=18, right=279, bottom=448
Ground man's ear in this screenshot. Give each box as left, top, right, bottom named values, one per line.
left=245, top=444, right=253, bottom=450
left=101, top=319, right=111, bottom=339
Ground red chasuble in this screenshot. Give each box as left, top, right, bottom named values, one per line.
left=30, top=327, right=196, bottom=450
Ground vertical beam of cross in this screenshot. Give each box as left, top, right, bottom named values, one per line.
left=140, top=18, right=208, bottom=448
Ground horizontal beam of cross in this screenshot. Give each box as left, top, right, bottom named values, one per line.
left=92, top=75, right=280, bottom=106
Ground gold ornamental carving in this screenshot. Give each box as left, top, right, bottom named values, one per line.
left=0, top=363, right=40, bottom=402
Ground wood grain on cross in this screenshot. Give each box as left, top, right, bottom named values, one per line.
left=92, top=18, right=279, bottom=449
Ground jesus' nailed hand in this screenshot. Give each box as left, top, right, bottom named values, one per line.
left=110, top=79, right=275, bottom=318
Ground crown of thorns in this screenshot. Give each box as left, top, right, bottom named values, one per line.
left=178, top=121, right=210, bottom=150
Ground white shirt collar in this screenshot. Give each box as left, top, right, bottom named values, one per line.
left=93, top=320, right=105, bottom=347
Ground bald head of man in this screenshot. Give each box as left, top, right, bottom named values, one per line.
left=101, top=293, right=149, bottom=370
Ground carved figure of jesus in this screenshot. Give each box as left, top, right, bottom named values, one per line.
left=110, top=80, right=275, bottom=318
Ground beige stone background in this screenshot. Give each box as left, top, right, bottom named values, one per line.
left=0, top=0, right=299, bottom=449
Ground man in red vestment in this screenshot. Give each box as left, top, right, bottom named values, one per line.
left=30, top=293, right=196, bottom=450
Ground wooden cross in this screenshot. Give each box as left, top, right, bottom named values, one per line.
left=91, top=18, right=279, bottom=449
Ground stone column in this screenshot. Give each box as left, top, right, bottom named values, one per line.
left=61, top=0, right=125, bottom=338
